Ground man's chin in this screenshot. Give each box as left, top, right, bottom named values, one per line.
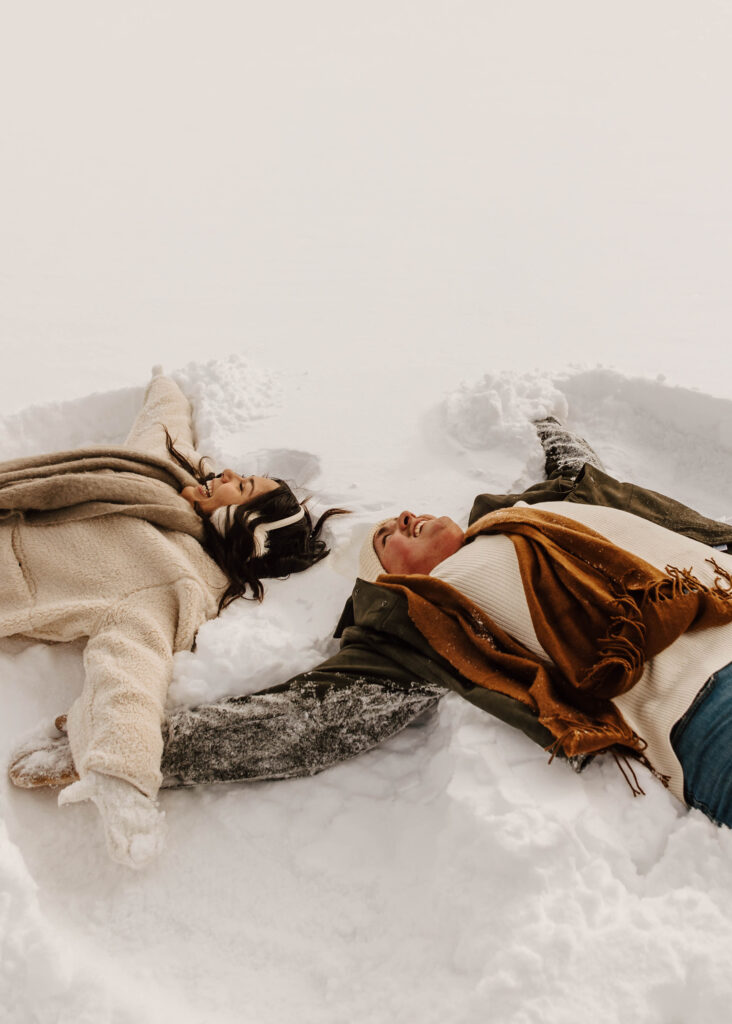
left=434, top=517, right=464, bottom=542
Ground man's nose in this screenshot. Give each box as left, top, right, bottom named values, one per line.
left=398, top=511, right=413, bottom=531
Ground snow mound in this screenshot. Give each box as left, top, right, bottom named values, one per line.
left=173, top=354, right=284, bottom=463
left=444, top=370, right=568, bottom=450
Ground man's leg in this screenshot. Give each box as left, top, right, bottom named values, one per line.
left=533, top=416, right=605, bottom=479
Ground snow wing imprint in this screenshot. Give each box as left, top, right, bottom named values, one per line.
left=555, top=368, right=732, bottom=519
left=440, top=370, right=569, bottom=492
left=239, top=447, right=321, bottom=487
left=172, top=353, right=284, bottom=459
left=444, top=370, right=568, bottom=452
left=0, top=387, right=143, bottom=460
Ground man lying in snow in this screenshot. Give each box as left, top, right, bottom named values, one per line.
left=11, top=419, right=732, bottom=862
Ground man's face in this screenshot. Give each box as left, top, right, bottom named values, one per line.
left=373, top=511, right=464, bottom=575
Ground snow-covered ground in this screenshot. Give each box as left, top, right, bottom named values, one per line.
left=3, top=1, right=732, bottom=1021
left=4, top=361, right=732, bottom=1024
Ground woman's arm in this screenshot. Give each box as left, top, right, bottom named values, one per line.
left=65, top=582, right=203, bottom=799
left=125, top=371, right=198, bottom=462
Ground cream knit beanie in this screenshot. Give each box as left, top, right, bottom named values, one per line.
left=358, top=520, right=389, bottom=582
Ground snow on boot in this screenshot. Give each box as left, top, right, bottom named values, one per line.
left=534, top=416, right=605, bottom=479
left=8, top=726, right=78, bottom=789
left=58, top=770, right=166, bottom=869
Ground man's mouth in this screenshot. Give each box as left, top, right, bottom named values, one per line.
left=414, top=519, right=427, bottom=537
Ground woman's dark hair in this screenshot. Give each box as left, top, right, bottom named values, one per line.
left=166, top=432, right=348, bottom=607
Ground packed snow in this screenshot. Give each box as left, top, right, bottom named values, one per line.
left=3, top=359, right=732, bottom=1024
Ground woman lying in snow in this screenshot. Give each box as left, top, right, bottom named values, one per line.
left=11, top=419, right=732, bottom=861
left=2, top=370, right=345, bottom=867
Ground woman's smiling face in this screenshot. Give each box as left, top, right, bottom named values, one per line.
left=181, top=470, right=280, bottom=516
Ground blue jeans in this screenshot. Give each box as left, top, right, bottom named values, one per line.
left=671, top=661, right=732, bottom=827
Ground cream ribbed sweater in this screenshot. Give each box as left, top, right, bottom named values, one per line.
left=0, top=375, right=226, bottom=798
left=433, top=501, right=732, bottom=802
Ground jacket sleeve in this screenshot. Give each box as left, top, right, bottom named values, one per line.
left=66, top=580, right=209, bottom=798
left=125, top=373, right=200, bottom=464
left=161, top=644, right=445, bottom=787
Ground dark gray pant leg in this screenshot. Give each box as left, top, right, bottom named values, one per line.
left=534, top=416, right=605, bottom=479
left=161, top=677, right=444, bottom=788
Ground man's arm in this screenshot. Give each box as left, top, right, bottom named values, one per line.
left=161, top=649, right=444, bottom=787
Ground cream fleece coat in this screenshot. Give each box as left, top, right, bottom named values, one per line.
left=0, top=375, right=226, bottom=798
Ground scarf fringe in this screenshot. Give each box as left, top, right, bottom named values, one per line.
left=582, top=605, right=645, bottom=690
left=544, top=722, right=647, bottom=762
left=707, top=556, right=732, bottom=599
left=584, top=559, right=732, bottom=693
left=664, top=564, right=706, bottom=595
left=612, top=750, right=645, bottom=796
left=548, top=739, right=669, bottom=799
left=612, top=749, right=671, bottom=797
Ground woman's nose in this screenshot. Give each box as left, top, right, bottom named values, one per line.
left=221, top=469, right=234, bottom=482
